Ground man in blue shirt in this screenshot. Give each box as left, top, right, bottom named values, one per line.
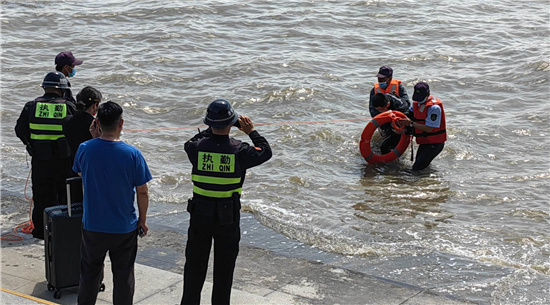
left=73, top=101, right=152, bottom=305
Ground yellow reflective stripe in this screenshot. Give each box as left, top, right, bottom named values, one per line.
left=192, top=174, right=241, bottom=185
left=193, top=186, right=242, bottom=198
left=29, top=123, right=63, bottom=131
left=30, top=134, right=65, bottom=140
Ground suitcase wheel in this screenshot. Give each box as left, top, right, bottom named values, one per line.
left=53, top=290, right=62, bottom=299
left=47, top=283, right=54, bottom=291
left=99, top=283, right=105, bottom=292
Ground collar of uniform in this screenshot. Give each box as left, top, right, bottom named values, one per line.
left=210, top=133, right=230, bottom=142
left=42, top=93, right=63, bottom=99
left=418, top=96, right=429, bottom=105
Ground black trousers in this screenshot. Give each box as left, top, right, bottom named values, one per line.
left=413, top=143, right=445, bottom=171
left=380, top=130, right=402, bottom=155
left=31, top=157, right=72, bottom=239
left=78, top=229, right=138, bottom=305
left=181, top=218, right=240, bottom=305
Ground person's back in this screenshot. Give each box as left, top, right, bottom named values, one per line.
left=76, top=138, right=148, bottom=233
left=65, top=112, right=94, bottom=159
left=64, top=86, right=102, bottom=173
left=14, top=71, right=76, bottom=239
left=181, top=99, right=272, bottom=305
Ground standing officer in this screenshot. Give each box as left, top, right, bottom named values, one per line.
left=55, top=51, right=83, bottom=103
left=399, top=82, right=447, bottom=170
left=181, top=99, right=272, bottom=305
left=15, top=72, right=76, bottom=239
left=368, top=65, right=410, bottom=118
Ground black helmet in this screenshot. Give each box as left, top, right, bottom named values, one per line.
left=41, top=71, right=70, bottom=89
left=203, top=99, right=239, bottom=127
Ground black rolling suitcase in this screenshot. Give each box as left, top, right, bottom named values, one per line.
left=43, top=177, right=104, bottom=299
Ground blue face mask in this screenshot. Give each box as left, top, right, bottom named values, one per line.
left=378, top=81, right=388, bottom=89
left=417, top=97, right=427, bottom=103
left=68, top=67, right=76, bottom=78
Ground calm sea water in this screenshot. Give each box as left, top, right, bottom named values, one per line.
left=1, top=1, right=549, bottom=304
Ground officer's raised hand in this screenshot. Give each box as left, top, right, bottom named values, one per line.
left=237, top=115, right=255, bottom=135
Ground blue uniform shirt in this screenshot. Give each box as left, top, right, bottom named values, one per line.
left=425, top=105, right=442, bottom=128
left=409, top=104, right=442, bottom=128
left=73, top=138, right=152, bottom=234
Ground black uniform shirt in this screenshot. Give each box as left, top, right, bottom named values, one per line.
left=185, top=128, right=272, bottom=177
left=15, top=93, right=76, bottom=146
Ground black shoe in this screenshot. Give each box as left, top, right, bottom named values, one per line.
left=32, top=229, right=44, bottom=240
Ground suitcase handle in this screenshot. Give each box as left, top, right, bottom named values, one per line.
left=66, top=184, right=72, bottom=217
left=66, top=177, right=83, bottom=217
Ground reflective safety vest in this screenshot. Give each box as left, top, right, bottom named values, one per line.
left=29, top=97, right=69, bottom=141
left=412, top=96, right=447, bottom=144
left=374, top=79, right=402, bottom=96
left=191, top=137, right=244, bottom=199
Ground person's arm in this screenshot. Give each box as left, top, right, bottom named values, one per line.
left=238, top=115, right=272, bottom=168
left=411, top=121, right=434, bottom=133
left=388, top=84, right=410, bottom=114
left=65, top=98, right=77, bottom=115
left=15, top=102, right=32, bottom=146
left=368, top=88, right=380, bottom=118
left=397, top=117, right=434, bottom=132
left=398, top=83, right=411, bottom=108
left=398, top=105, right=441, bottom=133
left=136, top=183, right=149, bottom=236
left=420, top=105, right=442, bottom=132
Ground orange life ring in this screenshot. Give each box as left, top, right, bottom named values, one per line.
left=359, top=110, right=411, bottom=164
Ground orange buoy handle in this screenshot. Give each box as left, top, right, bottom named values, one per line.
left=390, top=111, right=406, bottom=132
left=359, top=110, right=411, bottom=164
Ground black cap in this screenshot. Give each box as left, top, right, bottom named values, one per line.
left=55, top=51, right=83, bottom=67
left=376, top=66, right=393, bottom=78
left=412, top=82, right=430, bottom=102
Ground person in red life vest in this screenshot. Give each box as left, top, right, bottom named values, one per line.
left=368, top=66, right=411, bottom=154
left=398, top=82, right=447, bottom=170
left=368, top=65, right=410, bottom=119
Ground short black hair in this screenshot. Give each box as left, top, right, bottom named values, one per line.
left=76, top=86, right=102, bottom=112
left=97, top=101, right=122, bottom=131
left=372, top=93, right=389, bottom=108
